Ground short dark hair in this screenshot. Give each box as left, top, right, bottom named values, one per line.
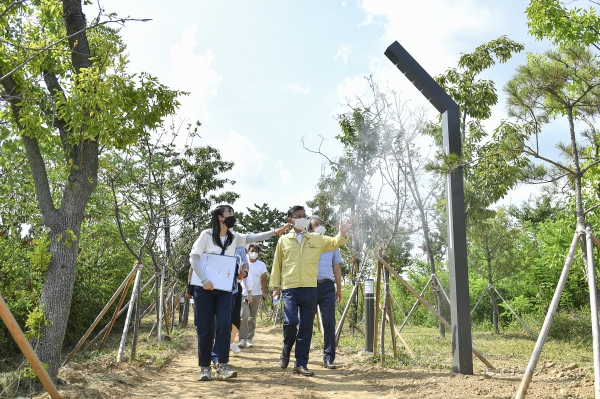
left=248, top=243, right=260, bottom=253
left=309, top=216, right=323, bottom=229
left=287, top=205, right=305, bottom=218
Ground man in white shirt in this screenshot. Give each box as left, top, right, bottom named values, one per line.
left=239, top=244, right=267, bottom=348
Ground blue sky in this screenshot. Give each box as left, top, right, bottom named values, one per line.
left=89, top=0, right=559, bottom=214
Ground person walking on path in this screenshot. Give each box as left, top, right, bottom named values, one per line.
left=271, top=205, right=351, bottom=377
left=308, top=217, right=343, bottom=370
left=189, top=205, right=288, bottom=382
left=239, top=244, right=267, bottom=348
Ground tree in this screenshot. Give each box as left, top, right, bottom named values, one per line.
left=499, top=44, right=600, bottom=332
left=353, top=76, right=448, bottom=336
left=236, top=203, right=287, bottom=272
left=430, top=36, right=528, bottom=222
left=467, top=208, right=522, bottom=333
left=0, top=1, right=180, bottom=379
left=527, top=0, right=600, bottom=49
left=502, top=45, right=600, bottom=230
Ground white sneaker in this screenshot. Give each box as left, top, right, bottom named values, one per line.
left=230, top=342, right=241, bottom=354
left=246, top=339, right=253, bottom=348
left=216, top=363, right=238, bottom=380
left=238, top=339, right=247, bottom=348
left=198, top=366, right=211, bottom=381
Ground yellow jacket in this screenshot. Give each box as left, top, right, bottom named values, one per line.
left=271, top=231, right=348, bottom=289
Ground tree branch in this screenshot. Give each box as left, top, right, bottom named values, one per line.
left=301, top=135, right=335, bottom=165
left=584, top=202, right=600, bottom=215
left=42, top=71, right=71, bottom=160
left=0, top=69, right=58, bottom=222
left=0, top=16, right=150, bottom=82
left=0, top=0, right=26, bottom=20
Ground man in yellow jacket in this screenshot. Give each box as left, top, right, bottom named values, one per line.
left=271, top=205, right=351, bottom=376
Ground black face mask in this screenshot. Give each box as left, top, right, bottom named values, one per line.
left=224, top=215, right=236, bottom=228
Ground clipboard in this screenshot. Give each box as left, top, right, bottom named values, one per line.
left=199, top=253, right=237, bottom=292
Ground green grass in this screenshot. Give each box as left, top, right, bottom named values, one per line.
left=322, top=321, right=594, bottom=375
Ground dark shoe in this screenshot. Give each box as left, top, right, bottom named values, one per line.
left=280, top=351, right=290, bottom=369
left=323, top=360, right=337, bottom=369
left=293, top=366, right=314, bottom=376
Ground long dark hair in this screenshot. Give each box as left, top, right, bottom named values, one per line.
left=211, top=204, right=234, bottom=250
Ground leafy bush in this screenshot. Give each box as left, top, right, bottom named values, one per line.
left=548, top=307, right=592, bottom=343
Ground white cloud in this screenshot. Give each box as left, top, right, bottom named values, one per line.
left=359, top=13, right=373, bottom=26
left=287, top=83, right=311, bottom=94
left=168, top=25, right=222, bottom=122
left=358, top=0, right=495, bottom=76
left=341, top=1, right=347, bottom=6
left=277, top=160, right=292, bottom=183
left=334, top=44, right=353, bottom=64
left=210, top=130, right=265, bottom=185
left=283, top=190, right=315, bottom=210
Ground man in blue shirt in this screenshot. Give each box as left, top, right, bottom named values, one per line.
left=308, top=217, right=343, bottom=369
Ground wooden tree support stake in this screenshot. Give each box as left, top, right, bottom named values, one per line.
left=80, top=275, right=156, bottom=354
left=373, top=256, right=382, bottom=355
left=491, top=286, right=537, bottom=340
left=584, top=226, right=600, bottom=398
left=158, top=269, right=164, bottom=344
left=398, top=276, right=433, bottom=333
left=515, top=232, right=579, bottom=398
left=63, top=265, right=138, bottom=365
left=130, top=263, right=143, bottom=361
left=376, top=253, right=494, bottom=370
left=117, top=263, right=143, bottom=362
left=99, top=269, right=137, bottom=351
left=385, top=312, right=414, bottom=358
left=0, top=294, right=62, bottom=399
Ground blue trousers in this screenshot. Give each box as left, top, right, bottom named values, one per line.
left=282, top=287, right=317, bottom=367
left=193, top=286, right=232, bottom=367
left=317, top=280, right=336, bottom=363
left=211, top=289, right=238, bottom=364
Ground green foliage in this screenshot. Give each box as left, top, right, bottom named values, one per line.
left=548, top=307, right=593, bottom=342
left=25, top=304, right=51, bottom=340
left=430, top=36, right=529, bottom=223
left=236, top=203, right=287, bottom=271
left=173, top=144, right=238, bottom=228
left=27, top=237, right=52, bottom=273
left=527, top=0, right=600, bottom=47
left=467, top=208, right=522, bottom=282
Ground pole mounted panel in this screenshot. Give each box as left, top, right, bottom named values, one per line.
left=384, top=41, right=473, bottom=374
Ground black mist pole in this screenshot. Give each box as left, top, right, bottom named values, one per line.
left=384, top=41, right=473, bottom=374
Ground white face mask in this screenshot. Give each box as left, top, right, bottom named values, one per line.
left=248, top=252, right=259, bottom=260
left=293, top=218, right=310, bottom=231
left=313, top=225, right=326, bottom=235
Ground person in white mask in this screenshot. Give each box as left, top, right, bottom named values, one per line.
left=239, top=243, right=267, bottom=348
left=308, top=216, right=343, bottom=370
left=271, top=205, right=352, bottom=377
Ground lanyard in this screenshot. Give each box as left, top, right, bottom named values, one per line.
left=220, top=235, right=230, bottom=255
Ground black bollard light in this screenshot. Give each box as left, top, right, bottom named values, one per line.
left=364, top=279, right=374, bottom=354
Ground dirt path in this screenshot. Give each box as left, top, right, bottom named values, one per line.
left=44, top=325, right=594, bottom=399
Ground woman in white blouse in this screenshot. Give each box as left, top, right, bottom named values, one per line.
left=189, top=204, right=289, bottom=381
